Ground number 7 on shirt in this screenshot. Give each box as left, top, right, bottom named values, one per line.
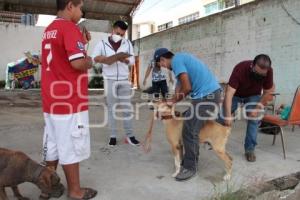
left=44, top=43, right=52, bottom=71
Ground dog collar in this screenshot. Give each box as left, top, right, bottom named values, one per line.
left=32, top=164, right=45, bottom=183
left=160, top=115, right=174, bottom=120
left=160, top=111, right=182, bottom=120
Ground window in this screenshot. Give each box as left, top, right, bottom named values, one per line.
left=178, top=12, right=200, bottom=25
left=204, top=1, right=219, bottom=15
left=157, top=21, right=173, bottom=32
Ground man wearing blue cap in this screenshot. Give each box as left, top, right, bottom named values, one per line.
left=154, top=48, right=221, bottom=181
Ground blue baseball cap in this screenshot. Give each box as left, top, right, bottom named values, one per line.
left=153, top=48, right=170, bottom=62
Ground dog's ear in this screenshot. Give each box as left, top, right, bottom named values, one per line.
left=39, top=170, right=52, bottom=190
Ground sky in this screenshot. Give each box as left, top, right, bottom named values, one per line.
left=133, top=0, right=200, bottom=24
left=36, top=0, right=198, bottom=27
left=36, top=15, right=56, bottom=26
left=135, top=0, right=191, bottom=16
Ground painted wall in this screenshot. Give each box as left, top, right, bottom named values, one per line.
left=0, top=23, right=109, bottom=82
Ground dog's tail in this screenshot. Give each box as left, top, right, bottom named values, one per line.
left=142, top=113, right=155, bottom=153
left=226, top=151, right=233, bottom=162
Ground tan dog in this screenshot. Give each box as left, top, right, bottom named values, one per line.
left=0, top=148, right=64, bottom=200
left=150, top=102, right=233, bottom=180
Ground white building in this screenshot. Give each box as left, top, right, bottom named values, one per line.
left=133, top=0, right=255, bottom=40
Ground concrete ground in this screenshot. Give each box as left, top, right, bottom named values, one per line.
left=0, top=89, right=300, bottom=200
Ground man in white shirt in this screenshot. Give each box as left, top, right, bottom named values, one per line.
left=92, top=20, right=140, bottom=147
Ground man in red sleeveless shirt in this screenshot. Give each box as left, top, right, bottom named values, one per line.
left=41, top=0, right=97, bottom=199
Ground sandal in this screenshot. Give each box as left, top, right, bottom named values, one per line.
left=245, top=151, right=256, bottom=162
left=68, top=188, right=98, bottom=200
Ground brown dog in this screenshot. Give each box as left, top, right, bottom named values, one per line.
left=151, top=102, right=233, bottom=180
left=0, top=148, right=64, bottom=200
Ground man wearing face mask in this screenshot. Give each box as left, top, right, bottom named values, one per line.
left=92, top=20, right=140, bottom=147
left=222, top=54, right=274, bottom=162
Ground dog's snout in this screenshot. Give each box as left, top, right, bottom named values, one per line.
left=50, top=183, right=65, bottom=198
left=51, top=173, right=60, bottom=185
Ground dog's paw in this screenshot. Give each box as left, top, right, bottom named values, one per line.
left=39, top=193, right=50, bottom=200
left=17, top=197, right=30, bottom=200
left=223, top=174, right=231, bottom=181
left=172, top=171, right=179, bottom=178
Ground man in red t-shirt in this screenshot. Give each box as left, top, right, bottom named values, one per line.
left=41, top=0, right=97, bottom=199
left=222, top=54, right=274, bottom=162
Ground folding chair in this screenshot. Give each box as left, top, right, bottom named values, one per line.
left=265, top=93, right=280, bottom=114
left=262, top=85, right=300, bottom=159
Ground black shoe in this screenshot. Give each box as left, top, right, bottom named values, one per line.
left=175, top=167, right=196, bottom=182
left=149, top=106, right=154, bottom=110
left=245, top=151, right=256, bottom=162
left=109, top=137, right=117, bottom=146
left=127, top=136, right=140, bottom=146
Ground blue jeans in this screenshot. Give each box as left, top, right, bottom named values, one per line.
left=219, top=95, right=261, bottom=152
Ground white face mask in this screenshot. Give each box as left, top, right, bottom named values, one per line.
left=111, top=34, right=122, bottom=43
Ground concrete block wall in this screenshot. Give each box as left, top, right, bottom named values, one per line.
left=134, top=0, right=300, bottom=105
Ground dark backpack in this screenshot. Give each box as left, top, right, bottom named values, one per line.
left=259, top=121, right=281, bottom=135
